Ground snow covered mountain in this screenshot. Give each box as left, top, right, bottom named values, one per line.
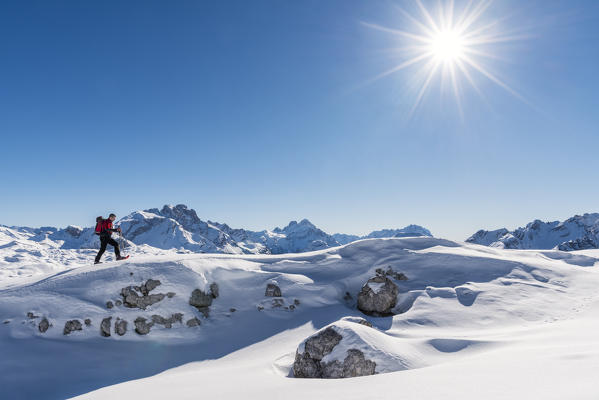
left=466, top=213, right=599, bottom=251
left=2, top=204, right=432, bottom=256
left=333, top=225, right=432, bottom=245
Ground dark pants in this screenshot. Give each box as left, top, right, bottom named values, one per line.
left=95, top=235, right=120, bottom=262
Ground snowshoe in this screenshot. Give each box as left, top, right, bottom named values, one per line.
left=116, top=255, right=130, bottom=261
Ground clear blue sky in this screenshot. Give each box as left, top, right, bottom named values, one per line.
left=1, top=0, right=598, bottom=240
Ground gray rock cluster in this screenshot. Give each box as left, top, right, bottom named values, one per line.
left=121, top=279, right=167, bottom=309
left=63, top=319, right=83, bottom=335
left=151, top=313, right=183, bottom=328
left=293, top=327, right=376, bottom=378
left=189, top=283, right=219, bottom=317
left=375, top=266, right=408, bottom=281
left=357, top=276, right=399, bottom=316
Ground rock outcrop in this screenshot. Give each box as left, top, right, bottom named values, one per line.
left=38, top=318, right=50, bottom=333
left=265, top=283, right=282, bottom=297
left=357, top=276, right=399, bottom=316
left=189, top=284, right=218, bottom=317
left=100, top=317, right=112, bottom=337
left=121, top=279, right=166, bottom=309
left=134, top=317, right=153, bottom=335
left=63, top=320, right=82, bottom=335
left=293, top=326, right=376, bottom=379
left=151, top=313, right=183, bottom=328
left=115, top=318, right=127, bottom=336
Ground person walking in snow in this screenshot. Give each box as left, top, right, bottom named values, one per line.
left=94, top=213, right=127, bottom=264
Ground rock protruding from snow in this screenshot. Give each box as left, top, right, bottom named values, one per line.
left=115, top=318, right=127, bottom=336
left=357, top=276, right=399, bottom=316
left=265, top=283, right=282, bottom=297
left=186, top=317, right=201, bottom=327
left=189, top=284, right=218, bottom=317
left=134, top=317, right=153, bottom=335
left=100, top=317, right=112, bottom=337
left=466, top=213, right=599, bottom=251
left=38, top=318, right=50, bottom=333
left=293, top=324, right=377, bottom=379
left=151, top=313, right=183, bottom=328
left=375, top=266, right=408, bottom=281
left=121, top=279, right=166, bottom=310
left=63, top=320, right=82, bottom=335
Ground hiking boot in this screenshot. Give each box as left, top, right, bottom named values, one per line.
left=94, top=261, right=102, bottom=265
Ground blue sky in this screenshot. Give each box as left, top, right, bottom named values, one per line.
left=1, top=0, right=598, bottom=240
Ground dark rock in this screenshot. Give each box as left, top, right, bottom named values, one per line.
left=166, top=292, right=176, bottom=298
left=100, top=317, right=112, bottom=337
left=343, top=292, right=353, bottom=301
left=265, top=283, right=282, bottom=297
left=257, top=305, right=264, bottom=311
left=186, top=317, right=201, bottom=327
left=376, top=266, right=408, bottom=281
left=115, top=319, right=127, bottom=336
left=151, top=313, right=183, bottom=328
left=38, top=318, right=50, bottom=333
left=229, top=308, right=236, bottom=312
left=140, top=279, right=161, bottom=296
left=189, top=289, right=213, bottom=317
left=63, top=320, right=83, bottom=335
left=115, top=300, right=122, bottom=306
left=3, top=320, right=10, bottom=324
left=134, top=317, right=154, bottom=335
left=106, top=301, right=114, bottom=309
left=289, top=304, right=296, bottom=310
left=357, top=276, right=399, bottom=316
left=294, top=299, right=300, bottom=306
left=271, top=298, right=284, bottom=308
left=121, top=284, right=166, bottom=310
left=320, top=349, right=376, bottom=378
left=84, top=319, right=92, bottom=326
left=129, top=272, right=133, bottom=276
left=209, top=283, right=219, bottom=298
left=293, top=327, right=376, bottom=378
left=27, top=312, right=38, bottom=319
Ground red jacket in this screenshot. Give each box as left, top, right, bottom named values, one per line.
left=100, top=219, right=116, bottom=236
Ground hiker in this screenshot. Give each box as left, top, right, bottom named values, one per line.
left=94, top=214, right=127, bottom=264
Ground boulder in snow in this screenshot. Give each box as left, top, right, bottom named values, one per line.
left=38, top=318, right=50, bottom=333
left=265, top=283, right=282, bottom=297
left=357, top=276, right=399, bottom=316
left=100, top=317, right=112, bottom=337
left=115, top=318, right=127, bottom=336
left=134, top=317, right=153, bottom=335
left=121, top=279, right=166, bottom=310
left=63, top=320, right=82, bottom=335
left=293, top=324, right=376, bottom=378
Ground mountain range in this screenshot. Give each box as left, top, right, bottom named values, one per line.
left=1, top=204, right=432, bottom=255
left=466, top=213, right=599, bottom=251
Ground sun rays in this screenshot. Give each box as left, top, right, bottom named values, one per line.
left=363, top=0, right=528, bottom=116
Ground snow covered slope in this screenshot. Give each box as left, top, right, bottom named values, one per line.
left=466, top=213, right=599, bottom=250
left=0, top=237, right=597, bottom=399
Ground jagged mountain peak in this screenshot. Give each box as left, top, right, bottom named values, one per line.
left=467, top=213, right=599, bottom=251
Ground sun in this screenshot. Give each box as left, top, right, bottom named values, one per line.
left=429, top=29, right=465, bottom=62
left=362, top=0, right=527, bottom=115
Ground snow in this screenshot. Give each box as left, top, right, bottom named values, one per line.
left=0, top=237, right=598, bottom=399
